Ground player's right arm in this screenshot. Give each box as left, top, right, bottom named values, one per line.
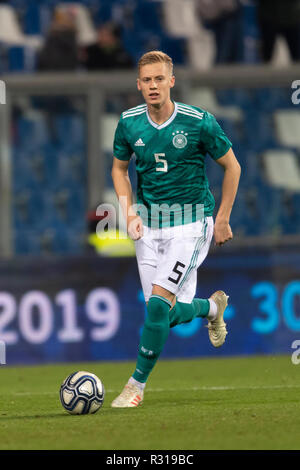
left=111, top=156, right=143, bottom=240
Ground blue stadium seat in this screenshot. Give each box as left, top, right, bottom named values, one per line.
left=52, top=186, right=86, bottom=229
left=12, top=150, right=40, bottom=192
left=14, top=229, right=42, bottom=255
left=254, top=88, right=294, bottom=112
left=231, top=187, right=260, bottom=236
left=243, top=111, right=276, bottom=152
left=41, top=226, right=86, bottom=254
left=8, top=46, right=26, bottom=72
left=256, top=185, right=283, bottom=235
left=133, top=1, right=164, bottom=35
left=54, top=114, right=85, bottom=152
left=8, top=44, right=38, bottom=73
left=65, top=228, right=86, bottom=253
left=15, top=115, right=49, bottom=153
left=278, top=189, right=299, bottom=235
left=121, top=1, right=186, bottom=64
left=278, top=191, right=296, bottom=235
left=41, top=142, right=59, bottom=189
left=14, top=201, right=86, bottom=255
left=12, top=109, right=88, bottom=254
left=216, top=117, right=243, bottom=149
left=13, top=189, right=45, bottom=231
left=160, top=35, right=186, bottom=65
left=242, top=1, right=260, bottom=63
left=121, top=29, right=143, bottom=63
left=215, top=88, right=253, bottom=109
left=55, top=151, right=87, bottom=188
left=91, top=0, right=117, bottom=25
left=14, top=187, right=85, bottom=232
left=23, top=1, right=44, bottom=35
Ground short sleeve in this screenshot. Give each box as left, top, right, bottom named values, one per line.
left=113, top=119, right=133, bottom=161
left=201, top=111, right=232, bottom=160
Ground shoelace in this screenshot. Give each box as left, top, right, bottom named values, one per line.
left=206, top=322, right=226, bottom=331
left=123, top=385, right=137, bottom=397
left=113, top=386, right=136, bottom=404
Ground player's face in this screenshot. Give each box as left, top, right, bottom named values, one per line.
left=137, top=62, right=175, bottom=108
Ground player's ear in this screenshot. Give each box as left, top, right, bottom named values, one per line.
left=137, top=78, right=141, bottom=91
left=170, top=75, right=175, bottom=88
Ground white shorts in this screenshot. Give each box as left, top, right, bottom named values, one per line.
left=135, top=217, right=214, bottom=303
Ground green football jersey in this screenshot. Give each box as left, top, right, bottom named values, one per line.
left=113, top=101, right=232, bottom=228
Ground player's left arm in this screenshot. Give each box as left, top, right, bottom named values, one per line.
left=214, top=147, right=241, bottom=246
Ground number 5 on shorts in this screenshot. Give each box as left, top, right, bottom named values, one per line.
left=168, top=261, right=186, bottom=285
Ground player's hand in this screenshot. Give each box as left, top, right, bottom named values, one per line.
left=214, top=219, right=233, bottom=246
left=127, top=215, right=144, bottom=241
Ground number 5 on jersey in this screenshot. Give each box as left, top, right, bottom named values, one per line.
left=154, top=153, right=168, bottom=172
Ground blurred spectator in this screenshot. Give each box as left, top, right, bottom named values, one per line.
left=37, top=7, right=79, bottom=71
left=196, top=0, right=243, bottom=63
left=256, top=0, right=300, bottom=62
left=80, top=22, right=134, bottom=71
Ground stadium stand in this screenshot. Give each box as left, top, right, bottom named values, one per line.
left=0, top=0, right=294, bottom=72
left=12, top=108, right=87, bottom=254
left=163, top=0, right=216, bottom=69
left=2, top=0, right=300, bottom=254
left=56, top=3, right=97, bottom=45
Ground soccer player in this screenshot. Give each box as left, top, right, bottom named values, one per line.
left=111, top=51, right=241, bottom=407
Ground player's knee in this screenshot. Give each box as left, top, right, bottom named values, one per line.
left=146, top=295, right=171, bottom=325
left=152, top=284, right=175, bottom=305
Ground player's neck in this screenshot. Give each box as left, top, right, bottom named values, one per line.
left=147, top=100, right=174, bottom=126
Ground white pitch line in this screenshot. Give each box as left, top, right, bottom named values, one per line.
left=11, top=384, right=300, bottom=396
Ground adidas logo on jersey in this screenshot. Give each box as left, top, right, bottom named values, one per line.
left=134, top=138, right=145, bottom=146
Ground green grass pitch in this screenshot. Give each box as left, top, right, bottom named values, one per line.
left=0, top=355, right=299, bottom=450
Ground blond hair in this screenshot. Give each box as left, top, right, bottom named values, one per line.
left=138, top=50, right=173, bottom=76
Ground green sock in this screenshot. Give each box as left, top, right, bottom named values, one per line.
left=169, top=298, right=209, bottom=328
left=132, top=295, right=171, bottom=383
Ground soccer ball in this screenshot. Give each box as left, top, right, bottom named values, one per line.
left=60, top=371, right=105, bottom=415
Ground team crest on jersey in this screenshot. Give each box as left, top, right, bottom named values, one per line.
left=172, top=131, right=188, bottom=149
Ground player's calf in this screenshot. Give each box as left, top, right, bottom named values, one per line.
left=111, top=294, right=172, bottom=408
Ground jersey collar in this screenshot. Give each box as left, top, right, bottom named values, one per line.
left=146, top=101, right=178, bottom=130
